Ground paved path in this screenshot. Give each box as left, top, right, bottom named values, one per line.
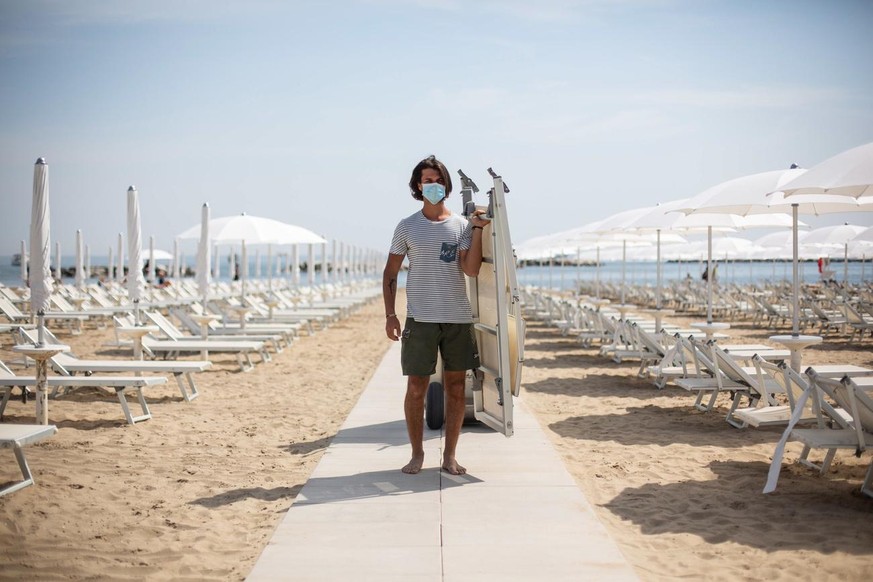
left=247, top=342, right=638, bottom=581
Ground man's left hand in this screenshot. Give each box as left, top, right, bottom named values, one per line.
left=470, top=210, right=491, bottom=229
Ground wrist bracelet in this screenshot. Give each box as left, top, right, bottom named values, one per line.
left=386, top=314, right=397, bottom=318
left=473, top=226, right=483, bottom=230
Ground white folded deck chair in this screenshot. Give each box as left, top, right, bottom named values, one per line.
left=646, top=332, right=698, bottom=389
left=674, top=336, right=756, bottom=423
left=18, top=327, right=210, bottom=402
left=698, top=338, right=787, bottom=428
left=145, top=310, right=285, bottom=354
left=765, top=371, right=873, bottom=498
left=0, top=424, right=57, bottom=496
left=734, top=357, right=873, bottom=429
left=0, top=361, right=166, bottom=425
left=617, top=323, right=667, bottom=377
left=836, top=302, right=873, bottom=341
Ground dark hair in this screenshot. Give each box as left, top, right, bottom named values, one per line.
left=408, top=155, right=453, bottom=201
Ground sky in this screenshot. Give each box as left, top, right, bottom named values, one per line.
left=1, top=0, right=872, bottom=259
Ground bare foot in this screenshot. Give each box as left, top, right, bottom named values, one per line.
left=402, top=454, right=425, bottom=474
left=441, top=457, right=466, bottom=475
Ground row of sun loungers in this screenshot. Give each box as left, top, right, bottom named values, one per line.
left=523, top=281, right=873, bottom=499
left=0, top=277, right=382, bottom=495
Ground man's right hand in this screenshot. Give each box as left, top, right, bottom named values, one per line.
left=386, top=315, right=401, bottom=341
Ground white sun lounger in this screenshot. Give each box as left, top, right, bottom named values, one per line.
left=18, top=327, right=211, bottom=403
left=765, top=372, right=873, bottom=498
left=140, top=334, right=267, bottom=373
left=0, top=423, right=58, bottom=496
left=145, top=311, right=287, bottom=353
left=0, top=361, right=167, bottom=425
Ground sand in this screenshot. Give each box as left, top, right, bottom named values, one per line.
left=2, top=293, right=873, bottom=581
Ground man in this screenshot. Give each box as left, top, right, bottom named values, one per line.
left=383, top=155, right=490, bottom=475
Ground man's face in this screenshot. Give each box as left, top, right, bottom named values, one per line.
left=419, top=168, right=444, bottom=191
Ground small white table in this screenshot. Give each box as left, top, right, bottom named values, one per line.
left=690, top=321, right=731, bottom=340
left=12, top=343, right=70, bottom=425
left=613, top=304, right=637, bottom=320
left=232, top=306, right=251, bottom=330
left=116, top=325, right=159, bottom=365
left=641, top=308, right=675, bottom=332
left=190, top=314, right=221, bottom=358
left=769, top=334, right=823, bottom=372
left=265, top=299, right=281, bottom=320
left=589, top=298, right=611, bottom=311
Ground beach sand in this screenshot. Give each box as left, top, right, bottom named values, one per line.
left=2, top=295, right=873, bottom=580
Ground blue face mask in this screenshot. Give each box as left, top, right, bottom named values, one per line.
left=421, top=182, right=446, bottom=205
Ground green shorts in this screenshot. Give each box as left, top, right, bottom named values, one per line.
left=400, top=317, right=479, bottom=377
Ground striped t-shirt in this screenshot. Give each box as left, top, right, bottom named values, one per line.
left=389, top=210, right=473, bottom=323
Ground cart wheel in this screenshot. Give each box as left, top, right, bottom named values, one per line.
left=425, top=381, right=445, bottom=429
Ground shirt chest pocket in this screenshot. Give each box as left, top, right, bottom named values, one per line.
left=440, top=242, right=458, bottom=263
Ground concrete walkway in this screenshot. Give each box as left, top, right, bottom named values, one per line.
left=247, top=342, right=638, bottom=581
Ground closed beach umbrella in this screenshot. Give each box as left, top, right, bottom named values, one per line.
left=75, top=229, right=85, bottom=290
left=126, top=186, right=145, bottom=317
left=196, top=203, right=211, bottom=307
left=29, top=158, right=52, bottom=321
left=85, top=244, right=91, bottom=281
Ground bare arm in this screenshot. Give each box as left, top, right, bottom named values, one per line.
left=382, top=253, right=405, bottom=340
left=459, top=211, right=491, bottom=278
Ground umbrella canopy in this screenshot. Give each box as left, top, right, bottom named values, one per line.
left=780, top=142, right=873, bottom=199
left=177, top=213, right=327, bottom=245
left=802, top=223, right=868, bottom=283
left=29, top=158, right=52, bottom=316
left=147, top=248, right=174, bottom=262
left=802, top=223, right=869, bottom=248
left=852, top=225, right=873, bottom=245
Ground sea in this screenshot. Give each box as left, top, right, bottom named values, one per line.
left=2, top=255, right=870, bottom=291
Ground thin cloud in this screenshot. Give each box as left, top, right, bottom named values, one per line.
left=637, top=86, right=849, bottom=109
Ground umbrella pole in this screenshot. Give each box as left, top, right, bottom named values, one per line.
left=792, top=204, right=799, bottom=336
left=844, top=243, right=849, bottom=285
left=576, top=246, right=581, bottom=294
left=621, top=240, right=626, bottom=305
left=706, top=226, right=713, bottom=324
left=595, top=246, right=600, bottom=299
left=656, top=229, right=662, bottom=310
